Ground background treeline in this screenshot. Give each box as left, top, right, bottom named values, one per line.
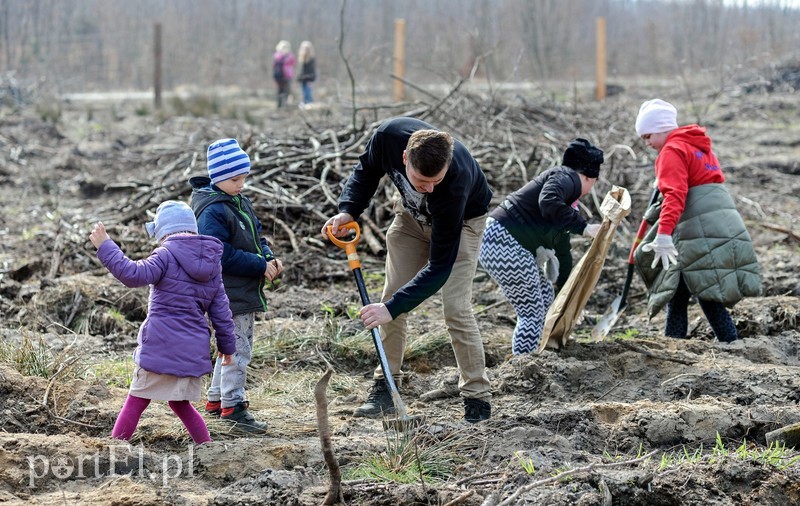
left=1, top=0, right=799, bottom=94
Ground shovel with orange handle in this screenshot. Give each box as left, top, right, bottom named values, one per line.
left=326, top=221, right=422, bottom=430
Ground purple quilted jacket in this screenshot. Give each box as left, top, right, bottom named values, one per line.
left=96, top=234, right=236, bottom=377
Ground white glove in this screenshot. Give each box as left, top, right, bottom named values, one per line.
left=535, top=247, right=559, bottom=284
left=583, top=223, right=601, bottom=239
left=641, top=233, right=678, bottom=270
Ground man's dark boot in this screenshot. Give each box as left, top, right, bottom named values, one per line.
left=353, top=379, right=395, bottom=418
left=221, top=401, right=268, bottom=434
left=464, top=398, right=491, bottom=423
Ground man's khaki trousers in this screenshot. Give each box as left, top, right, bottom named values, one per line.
left=373, top=208, right=491, bottom=401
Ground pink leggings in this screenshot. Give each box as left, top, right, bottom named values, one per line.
left=112, top=394, right=211, bottom=444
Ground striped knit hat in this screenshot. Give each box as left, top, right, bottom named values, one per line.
left=207, top=138, right=251, bottom=185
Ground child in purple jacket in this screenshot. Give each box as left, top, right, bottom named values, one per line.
left=89, top=200, right=236, bottom=445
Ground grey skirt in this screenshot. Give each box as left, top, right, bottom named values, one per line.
left=128, top=365, right=202, bottom=402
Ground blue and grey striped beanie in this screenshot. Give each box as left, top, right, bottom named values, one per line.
left=207, top=138, right=251, bottom=184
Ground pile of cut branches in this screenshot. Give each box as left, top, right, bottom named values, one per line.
left=96, top=86, right=651, bottom=274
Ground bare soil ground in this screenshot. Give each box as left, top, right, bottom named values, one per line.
left=1, top=77, right=799, bottom=505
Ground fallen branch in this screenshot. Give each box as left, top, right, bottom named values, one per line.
left=269, top=214, right=301, bottom=253
left=491, top=450, right=658, bottom=506
left=361, top=221, right=384, bottom=255
left=758, top=223, right=800, bottom=243
left=618, top=340, right=697, bottom=365
left=360, top=214, right=386, bottom=242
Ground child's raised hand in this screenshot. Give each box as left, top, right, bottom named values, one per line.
left=219, top=353, right=234, bottom=366
left=89, top=222, right=111, bottom=249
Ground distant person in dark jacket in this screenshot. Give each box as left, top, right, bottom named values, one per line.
left=297, top=40, right=316, bottom=107
left=90, top=201, right=236, bottom=445
left=633, top=99, right=760, bottom=342
left=321, top=117, right=493, bottom=423
left=479, top=139, right=603, bottom=354
left=190, top=138, right=284, bottom=433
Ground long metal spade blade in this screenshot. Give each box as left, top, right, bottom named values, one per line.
left=592, top=187, right=661, bottom=342
left=591, top=295, right=624, bottom=341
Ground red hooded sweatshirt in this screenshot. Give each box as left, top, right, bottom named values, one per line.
left=655, top=125, right=726, bottom=235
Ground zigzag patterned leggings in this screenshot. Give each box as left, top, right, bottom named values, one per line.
left=479, top=218, right=554, bottom=354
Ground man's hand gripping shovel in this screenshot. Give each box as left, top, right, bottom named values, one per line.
left=592, top=188, right=660, bottom=341
left=326, top=221, right=423, bottom=431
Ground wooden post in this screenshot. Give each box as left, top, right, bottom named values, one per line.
left=393, top=19, right=406, bottom=102
left=154, top=23, right=162, bottom=109
left=595, top=17, right=607, bottom=101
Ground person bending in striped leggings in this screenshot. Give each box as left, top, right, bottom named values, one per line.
left=479, top=139, right=603, bottom=354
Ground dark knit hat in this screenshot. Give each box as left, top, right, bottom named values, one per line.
left=562, top=138, right=604, bottom=178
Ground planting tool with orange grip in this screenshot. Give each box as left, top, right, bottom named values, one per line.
left=326, top=221, right=422, bottom=430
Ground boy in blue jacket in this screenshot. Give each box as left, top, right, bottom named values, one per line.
left=190, top=138, right=283, bottom=433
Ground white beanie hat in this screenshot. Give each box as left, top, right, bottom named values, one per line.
left=145, top=201, right=198, bottom=241
left=635, top=99, right=678, bottom=137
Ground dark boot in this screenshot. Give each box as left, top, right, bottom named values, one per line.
left=221, top=401, right=268, bottom=434
left=353, top=379, right=395, bottom=418
left=464, top=398, right=491, bottom=423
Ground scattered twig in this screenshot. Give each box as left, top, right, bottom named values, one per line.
left=737, top=195, right=767, bottom=219
left=390, top=73, right=441, bottom=102
left=475, top=299, right=510, bottom=315
left=596, top=381, right=622, bottom=402
left=455, top=470, right=506, bottom=486
left=41, top=356, right=81, bottom=408
left=49, top=411, right=104, bottom=429
left=660, top=373, right=702, bottom=387
left=63, top=287, right=83, bottom=329
left=618, top=340, right=697, bottom=365
left=49, top=227, right=64, bottom=278
left=442, top=490, right=475, bottom=506
left=360, top=214, right=387, bottom=243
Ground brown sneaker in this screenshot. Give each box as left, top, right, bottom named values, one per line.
left=221, top=401, right=268, bottom=434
